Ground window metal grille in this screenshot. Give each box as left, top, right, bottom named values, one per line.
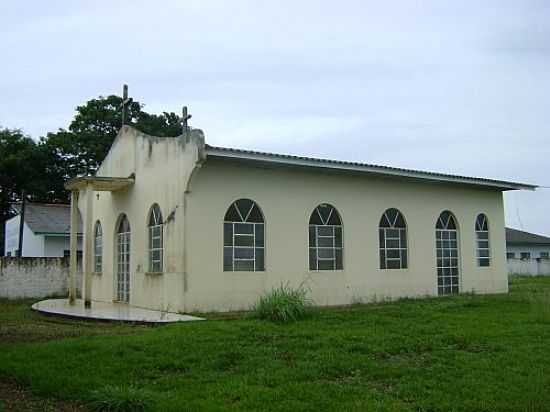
left=116, top=215, right=130, bottom=303
left=436, top=211, right=459, bottom=295
left=475, top=214, right=490, bottom=267
left=223, top=199, right=265, bottom=272
left=309, top=204, right=343, bottom=270
left=94, top=221, right=102, bottom=273
left=148, top=205, right=163, bottom=273
left=379, top=208, right=407, bottom=269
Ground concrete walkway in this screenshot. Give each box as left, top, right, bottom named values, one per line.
left=32, top=299, right=204, bottom=324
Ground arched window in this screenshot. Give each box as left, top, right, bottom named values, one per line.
left=475, top=214, right=490, bottom=267
left=93, top=221, right=102, bottom=273
left=309, top=204, right=343, bottom=270
left=436, top=211, right=459, bottom=295
left=148, top=204, right=163, bottom=273
left=223, top=199, right=265, bottom=271
left=379, top=208, right=407, bottom=269
left=116, top=214, right=131, bottom=303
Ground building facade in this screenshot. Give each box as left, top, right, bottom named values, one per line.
left=506, top=228, right=550, bottom=260
left=506, top=228, right=550, bottom=276
left=4, top=203, right=82, bottom=257
left=66, top=126, right=536, bottom=313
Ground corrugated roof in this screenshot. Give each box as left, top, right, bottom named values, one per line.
left=205, top=145, right=536, bottom=191
left=506, top=228, right=550, bottom=245
left=12, top=203, right=82, bottom=235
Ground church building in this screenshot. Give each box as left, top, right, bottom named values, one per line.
left=65, top=125, right=536, bottom=313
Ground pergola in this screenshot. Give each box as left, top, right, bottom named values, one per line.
left=64, top=176, right=134, bottom=307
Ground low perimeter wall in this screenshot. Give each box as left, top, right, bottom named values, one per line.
left=0, top=257, right=82, bottom=299
left=508, top=258, right=550, bottom=276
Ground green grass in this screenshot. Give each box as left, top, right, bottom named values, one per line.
left=0, top=298, right=142, bottom=344
left=88, top=385, right=153, bottom=412
left=1, top=277, right=550, bottom=411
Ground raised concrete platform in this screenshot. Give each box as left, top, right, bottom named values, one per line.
left=32, top=299, right=204, bottom=324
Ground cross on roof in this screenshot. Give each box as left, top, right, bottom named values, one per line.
left=181, top=106, right=192, bottom=131
left=119, top=84, right=133, bottom=126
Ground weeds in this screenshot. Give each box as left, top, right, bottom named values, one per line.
left=87, top=386, right=153, bottom=412
left=251, top=282, right=315, bottom=323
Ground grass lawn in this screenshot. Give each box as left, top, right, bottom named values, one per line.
left=1, top=277, right=550, bottom=411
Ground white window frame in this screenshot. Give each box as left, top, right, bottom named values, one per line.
left=94, top=221, right=102, bottom=273
left=309, top=204, right=343, bottom=271
left=379, top=209, right=408, bottom=270
left=148, top=205, right=163, bottom=273
left=116, top=216, right=131, bottom=303
left=223, top=200, right=265, bottom=272
left=475, top=214, right=490, bottom=267
left=436, top=212, right=460, bottom=296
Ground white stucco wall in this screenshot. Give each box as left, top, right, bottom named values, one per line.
left=86, top=126, right=509, bottom=313
left=4, top=215, right=44, bottom=257
left=0, top=257, right=82, bottom=299
left=507, top=258, right=550, bottom=275
left=185, top=158, right=508, bottom=312
left=43, top=235, right=83, bottom=257
left=506, top=244, right=550, bottom=259
left=88, top=126, right=204, bottom=312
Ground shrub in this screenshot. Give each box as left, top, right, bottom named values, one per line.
left=251, top=283, right=315, bottom=323
left=87, top=385, right=153, bottom=412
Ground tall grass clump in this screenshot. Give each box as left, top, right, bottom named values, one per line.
left=87, top=385, right=153, bottom=412
left=252, top=282, right=315, bottom=323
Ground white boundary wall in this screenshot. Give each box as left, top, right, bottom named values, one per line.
left=0, top=257, right=82, bottom=299
left=507, top=258, right=550, bottom=276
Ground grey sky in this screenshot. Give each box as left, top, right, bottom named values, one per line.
left=1, top=1, right=548, bottom=235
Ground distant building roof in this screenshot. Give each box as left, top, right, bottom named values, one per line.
left=12, top=203, right=82, bottom=235
left=205, top=145, right=537, bottom=191
left=506, top=228, right=550, bottom=245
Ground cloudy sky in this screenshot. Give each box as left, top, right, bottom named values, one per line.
left=1, top=1, right=548, bottom=235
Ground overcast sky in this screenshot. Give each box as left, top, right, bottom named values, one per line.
left=1, top=1, right=548, bottom=235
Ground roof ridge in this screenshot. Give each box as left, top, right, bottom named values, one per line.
left=205, top=145, right=537, bottom=191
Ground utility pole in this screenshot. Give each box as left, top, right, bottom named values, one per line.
left=17, top=190, right=26, bottom=257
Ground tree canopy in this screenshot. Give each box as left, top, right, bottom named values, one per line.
left=0, top=94, right=185, bottom=254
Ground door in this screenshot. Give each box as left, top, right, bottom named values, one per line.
left=116, top=215, right=131, bottom=303
left=436, top=211, right=459, bottom=295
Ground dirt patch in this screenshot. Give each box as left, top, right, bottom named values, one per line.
left=0, top=379, right=87, bottom=412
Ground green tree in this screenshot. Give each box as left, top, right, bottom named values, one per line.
left=0, top=128, right=48, bottom=254
left=45, top=95, right=183, bottom=178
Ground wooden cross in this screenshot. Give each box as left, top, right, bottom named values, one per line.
left=120, top=84, right=133, bottom=126
left=182, top=106, right=192, bottom=130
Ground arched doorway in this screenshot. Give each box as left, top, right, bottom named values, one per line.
left=436, top=211, right=459, bottom=295
left=116, top=214, right=131, bottom=303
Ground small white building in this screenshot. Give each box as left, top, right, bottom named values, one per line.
left=506, top=228, right=550, bottom=275
left=4, top=203, right=82, bottom=257
left=506, top=228, right=550, bottom=260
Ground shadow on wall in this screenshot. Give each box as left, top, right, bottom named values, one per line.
left=0, top=257, right=82, bottom=299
